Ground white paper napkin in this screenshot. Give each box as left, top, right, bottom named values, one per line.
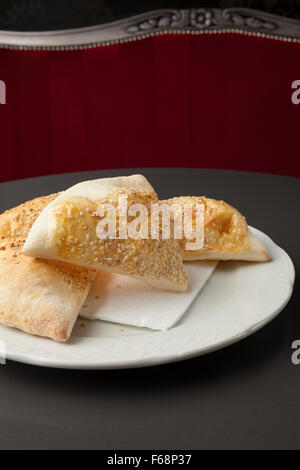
left=80, top=261, right=218, bottom=330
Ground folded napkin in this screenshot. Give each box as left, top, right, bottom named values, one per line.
left=80, top=261, right=218, bottom=330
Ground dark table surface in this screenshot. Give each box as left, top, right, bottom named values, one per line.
left=0, top=168, right=298, bottom=450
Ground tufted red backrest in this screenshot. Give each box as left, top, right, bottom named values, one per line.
left=0, top=32, right=299, bottom=182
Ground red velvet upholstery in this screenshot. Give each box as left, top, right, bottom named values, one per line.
left=0, top=32, right=299, bottom=182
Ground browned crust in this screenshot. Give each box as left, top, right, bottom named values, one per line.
left=0, top=195, right=96, bottom=341
left=162, top=196, right=269, bottom=261
left=24, top=188, right=188, bottom=292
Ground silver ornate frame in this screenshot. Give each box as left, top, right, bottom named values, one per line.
left=0, top=8, right=299, bottom=48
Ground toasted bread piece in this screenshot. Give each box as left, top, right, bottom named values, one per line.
left=0, top=195, right=96, bottom=341
left=23, top=176, right=187, bottom=292
left=162, top=196, right=270, bottom=262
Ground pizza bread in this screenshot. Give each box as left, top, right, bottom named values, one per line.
left=162, top=196, right=270, bottom=261
left=23, top=176, right=188, bottom=292
left=0, top=194, right=96, bottom=341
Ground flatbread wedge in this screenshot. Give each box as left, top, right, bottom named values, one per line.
left=23, top=175, right=188, bottom=292
left=0, top=195, right=96, bottom=341
left=162, top=196, right=270, bottom=261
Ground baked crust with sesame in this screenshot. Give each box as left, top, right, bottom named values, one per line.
left=23, top=176, right=188, bottom=292
left=162, top=196, right=270, bottom=261
left=0, top=194, right=96, bottom=342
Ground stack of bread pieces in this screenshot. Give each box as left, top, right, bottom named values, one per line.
left=0, top=175, right=269, bottom=342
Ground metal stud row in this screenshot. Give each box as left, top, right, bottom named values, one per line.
left=0, top=28, right=299, bottom=51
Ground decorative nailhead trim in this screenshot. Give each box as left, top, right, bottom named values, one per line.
left=0, top=28, right=300, bottom=51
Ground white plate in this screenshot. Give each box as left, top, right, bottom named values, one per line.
left=0, top=228, right=295, bottom=369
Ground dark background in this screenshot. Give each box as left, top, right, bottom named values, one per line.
left=0, top=0, right=299, bottom=31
